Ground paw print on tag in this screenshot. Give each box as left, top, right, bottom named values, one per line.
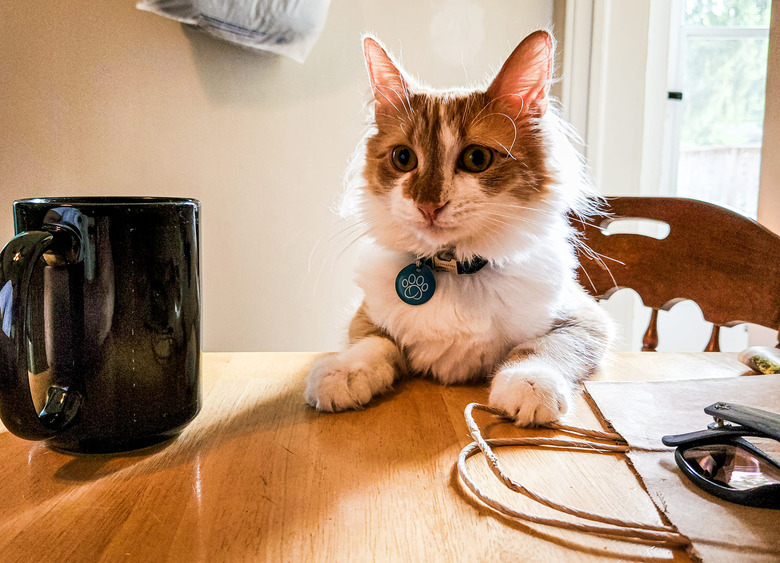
left=401, top=273, right=428, bottom=301
left=395, top=263, right=436, bottom=305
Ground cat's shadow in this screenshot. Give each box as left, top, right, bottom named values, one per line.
left=15, top=368, right=479, bottom=487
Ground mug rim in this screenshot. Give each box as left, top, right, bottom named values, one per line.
left=15, top=197, right=199, bottom=206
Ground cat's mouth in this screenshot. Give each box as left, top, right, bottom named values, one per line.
left=416, top=220, right=462, bottom=244
left=394, top=201, right=465, bottom=244
left=425, top=222, right=455, bottom=233
left=416, top=213, right=455, bottom=232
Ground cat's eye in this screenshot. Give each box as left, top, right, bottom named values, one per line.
left=459, top=145, right=493, bottom=173
left=391, top=146, right=418, bottom=172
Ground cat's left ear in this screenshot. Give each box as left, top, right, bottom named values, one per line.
left=363, top=36, right=411, bottom=113
left=487, top=30, right=554, bottom=116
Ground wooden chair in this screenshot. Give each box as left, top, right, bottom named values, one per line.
left=573, top=197, right=780, bottom=351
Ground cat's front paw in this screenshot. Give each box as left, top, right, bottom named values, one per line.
left=489, top=359, right=574, bottom=426
left=305, top=340, right=397, bottom=412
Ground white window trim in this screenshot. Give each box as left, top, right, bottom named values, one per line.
left=559, top=0, right=594, bottom=147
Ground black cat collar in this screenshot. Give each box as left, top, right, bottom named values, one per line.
left=395, top=251, right=488, bottom=306
left=420, top=254, right=488, bottom=275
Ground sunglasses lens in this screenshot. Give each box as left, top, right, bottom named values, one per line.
left=682, top=442, right=780, bottom=491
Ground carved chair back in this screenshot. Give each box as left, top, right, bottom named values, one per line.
left=573, top=197, right=780, bottom=351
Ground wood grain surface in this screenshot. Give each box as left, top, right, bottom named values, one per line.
left=0, top=352, right=750, bottom=562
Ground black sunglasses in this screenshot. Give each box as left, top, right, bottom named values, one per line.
left=662, top=402, right=780, bottom=509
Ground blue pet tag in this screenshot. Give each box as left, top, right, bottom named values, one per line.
left=395, top=263, right=436, bottom=305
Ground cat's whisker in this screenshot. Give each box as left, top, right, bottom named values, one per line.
left=336, top=228, right=373, bottom=261
left=478, top=218, right=508, bottom=239
left=587, top=253, right=619, bottom=291
left=373, top=85, right=401, bottom=114
left=308, top=218, right=367, bottom=271
left=473, top=204, right=548, bottom=220
left=475, top=202, right=563, bottom=219
left=326, top=219, right=372, bottom=247
left=400, top=78, right=415, bottom=118
left=468, top=97, right=498, bottom=125
left=569, top=210, right=603, bottom=230
left=307, top=236, right=327, bottom=276
left=510, top=95, right=525, bottom=119
left=476, top=201, right=569, bottom=217
left=477, top=212, right=552, bottom=232
left=579, top=244, right=624, bottom=269
left=487, top=218, right=575, bottom=238
left=476, top=210, right=536, bottom=223
left=468, top=93, right=525, bottom=127
left=477, top=210, right=587, bottom=239
left=581, top=245, right=624, bottom=266
left=577, top=261, right=599, bottom=295
left=468, top=94, right=518, bottom=127
left=494, top=140, right=517, bottom=160
left=375, top=85, right=413, bottom=121
left=470, top=112, right=519, bottom=154
left=473, top=220, right=519, bottom=255
left=576, top=242, right=622, bottom=289
left=306, top=217, right=373, bottom=297
left=319, top=218, right=373, bottom=259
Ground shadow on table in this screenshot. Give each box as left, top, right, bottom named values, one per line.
left=11, top=366, right=479, bottom=484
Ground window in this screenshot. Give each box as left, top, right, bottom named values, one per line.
left=666, top=0, right=772, bottom=217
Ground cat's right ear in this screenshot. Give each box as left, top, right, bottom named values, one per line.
left=487, top=30, right=555, bottom=117
left=363, top=36, right=410, bottom=113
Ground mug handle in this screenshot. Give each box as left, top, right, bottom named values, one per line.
left=0, top=229, right=83, bottom=440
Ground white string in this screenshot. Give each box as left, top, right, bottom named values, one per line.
left=456, top=403, right=690, bottom=548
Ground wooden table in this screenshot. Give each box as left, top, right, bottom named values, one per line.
left=0, top=352, right=750, bottom=562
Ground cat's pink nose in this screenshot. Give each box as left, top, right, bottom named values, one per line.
left=417, top=202, right=448, bottom=223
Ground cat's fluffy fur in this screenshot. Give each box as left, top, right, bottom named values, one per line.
left=305, top=31, right=611, bottom=426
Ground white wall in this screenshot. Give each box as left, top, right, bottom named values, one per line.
left=760, top=0, right=780, bottom=236
left=586, top=0, right=653, bottom=196
left=0, top=1, right=555, bottom=352
left=754, top=0, right=780, bottom=346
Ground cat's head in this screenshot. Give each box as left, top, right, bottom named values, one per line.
left=347, top=31, right=594, bottom=261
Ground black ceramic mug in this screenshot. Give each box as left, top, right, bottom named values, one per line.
left=0, top=197, right=201, bottom=453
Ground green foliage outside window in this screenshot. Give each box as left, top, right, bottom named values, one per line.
left=685, top=0, right=771, bottom=26
left=680, top=0, right=771, bottom=148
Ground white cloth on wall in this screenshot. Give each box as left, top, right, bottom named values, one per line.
left=137, top=0, right=330, bottom=63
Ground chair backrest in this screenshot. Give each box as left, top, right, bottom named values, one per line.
left=573, top=197, right=780, bottom=351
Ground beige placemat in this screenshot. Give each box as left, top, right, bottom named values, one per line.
left=585, top=375, right=780, bottom=563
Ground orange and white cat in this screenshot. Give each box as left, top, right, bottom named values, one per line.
left=305, top=30, right=611, bottom=426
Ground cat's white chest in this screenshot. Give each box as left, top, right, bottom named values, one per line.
left=355, top=245, right=568, bottom=383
